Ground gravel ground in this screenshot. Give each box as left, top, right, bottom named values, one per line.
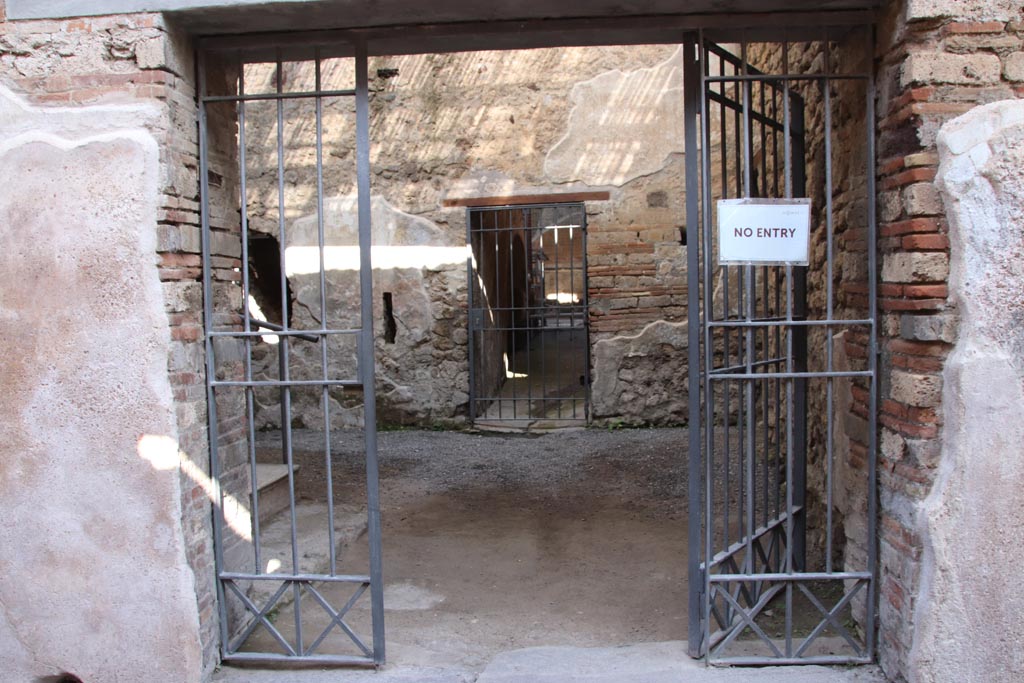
left=257, top=426, right=690, bottom=517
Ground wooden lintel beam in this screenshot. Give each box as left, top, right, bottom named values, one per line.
left=442, top=191, right=611, bottom=208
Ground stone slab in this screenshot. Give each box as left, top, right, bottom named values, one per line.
left=476, top=642, right=885, bottom=683
left=248, top=502, right=367, bottom=607
left=7, top=0, right=286, bottom=17
left=214, top=664, right=474, bottom=682
left=7, top=0, right=883, bottom=23
left=254, top=463, right=296, bottom=523
left=213, top=642, right=885, bottom=683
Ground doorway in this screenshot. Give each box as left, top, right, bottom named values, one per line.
left=196, top=20, right=878, bottom=673
left=468, top=203, right=590, bottom=428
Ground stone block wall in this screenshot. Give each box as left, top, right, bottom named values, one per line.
left=873, top=2, right=1024, bottom=679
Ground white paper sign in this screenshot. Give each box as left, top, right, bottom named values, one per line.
left=717, top=199, right=812, bottom=265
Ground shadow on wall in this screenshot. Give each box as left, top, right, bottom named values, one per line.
left=238, top=45, right=691, bottom=230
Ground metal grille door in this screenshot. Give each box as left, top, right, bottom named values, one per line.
left=198, top=41, right=385, bottom=665
left=683, top=32, right=878, bottom=664
left=468, top=203, right=590, bottom=426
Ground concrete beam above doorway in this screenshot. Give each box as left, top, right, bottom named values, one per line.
left=8, top=0, right=883, bottom=35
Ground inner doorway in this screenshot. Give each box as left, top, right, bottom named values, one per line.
left=468, top=203, right=590, bottom=428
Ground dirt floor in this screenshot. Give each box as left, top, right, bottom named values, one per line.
left=245, top=427, right=689, bottom=669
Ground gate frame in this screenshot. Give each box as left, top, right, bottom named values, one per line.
left=683, top=28, right=879, bottom=664
left=193, top=10, right=881, bottom=671
left=197, top=39, right=386, bottom=666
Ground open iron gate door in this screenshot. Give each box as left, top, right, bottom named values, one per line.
left=683, top=32, right=878, bottom=664
left=198, top=40, right=385, bottom=665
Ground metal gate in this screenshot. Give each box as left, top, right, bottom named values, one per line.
left=198, top=40, right=385, bottom=665
left=683, top=31, right=878, bottom=664
left=467, top=203, right=590, bottom=425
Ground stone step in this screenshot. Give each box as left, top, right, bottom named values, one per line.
left=253, top=463, right=296, bottom=524
left=248, top=502, right=368, bottom=613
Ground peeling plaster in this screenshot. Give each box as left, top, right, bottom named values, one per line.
left=591, top=319, right=689, bottom=423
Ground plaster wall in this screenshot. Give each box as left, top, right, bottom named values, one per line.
left=910, top=99, right=1024, bottom=683
left=0, top=84, right=202, bottom=682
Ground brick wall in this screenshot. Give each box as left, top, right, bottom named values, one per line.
left=587, top=213, right=688, bottom=336
left=873, top=1, right=1023, bottom=678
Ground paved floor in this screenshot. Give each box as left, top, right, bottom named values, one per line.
left=215, top=641, right=886, bottom=682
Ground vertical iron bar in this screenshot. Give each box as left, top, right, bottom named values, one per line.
left=782, top=41, right=794, bottom=659
left=759, top=80, right=770, bottom=536
left=274, top=52, right=304, bottom=655
left=770, top=83, right=778, bottom=532
left=823, top=35, right=835, bottom=575
left=741, top=40, right=756, bottom=582
left=506, top=210, right=517, bottom=420
left=537, top=208, right=544, bottom=420
left=772, top=84, right=782, bottom=536
left=355, top=40, right=387, bottom=664
left=700, top=32, right=716, bottom=662
left=581, top=207, right=592, bottom=422
left=569, top=212, right=576, bottom=418
left=683, top=32, right=704, bottom=658
left=466, top=209, right=476, bottom=422
left=197, top=48, right=232, bottom=659
left=719, top=48, right=731, bottom=559
left=539, top=209, right=548, bottom=421
left=791, top=87, right=809, bottom=574
left=493, top=210, right=502, bottom=420
left=313, top=51, right=338, bottom=577
left=237, top=56, right=263, bottom=577
left=729, top=54, right=745, bottom=561
left=553, top=211, right=562, bottom=419
left=527, top=210, right=535, bottom=418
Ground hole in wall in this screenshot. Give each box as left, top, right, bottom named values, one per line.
left=36, top=673, right=84, bottom=683
left=646, top=190, right=668, bottom=208
left=383, top=292, right=396, bottom=344
left=248, top=233, right=291, bottom=328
